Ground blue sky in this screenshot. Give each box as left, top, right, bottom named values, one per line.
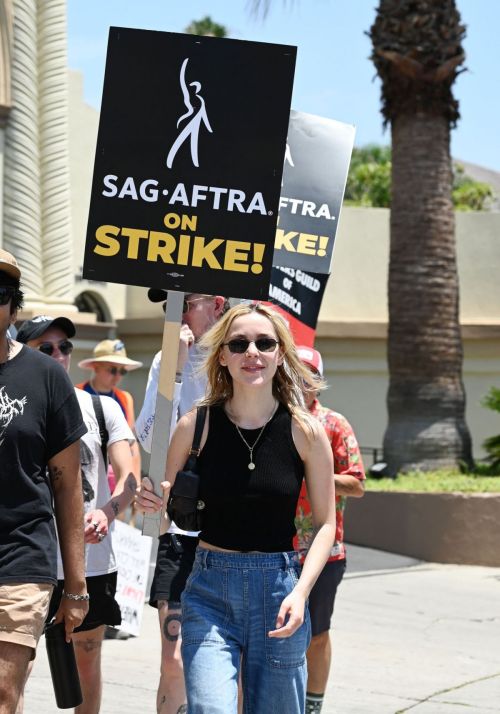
left=67, top=0, right=500, bottom=171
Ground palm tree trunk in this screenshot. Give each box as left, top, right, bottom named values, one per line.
left=384, top=112, right=472, bottom=472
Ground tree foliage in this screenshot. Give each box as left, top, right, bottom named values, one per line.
left=369, top=0, right=466, bottom=126
left=345, top=145, right=392, bottom=207
left=452, top=163, right=494, bottom=211
left=481, top=387, right=500, bottom=472
left=345, top=145, right=493, bottom=211
left=184, top=16, right=228, bottom=37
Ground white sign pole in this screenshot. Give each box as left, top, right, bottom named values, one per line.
left=142, top=290, right=184, bottom=537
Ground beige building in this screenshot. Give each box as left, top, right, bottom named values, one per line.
left=1, top=0, right=499, bottom=466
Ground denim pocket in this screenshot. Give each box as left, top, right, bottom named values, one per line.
left=264, top=568, right=308, bottom=669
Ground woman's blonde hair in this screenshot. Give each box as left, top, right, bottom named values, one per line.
left=197, top=303, right=325, bottom=434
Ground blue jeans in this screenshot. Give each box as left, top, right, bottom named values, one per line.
left=181, top=548, right=311, bottom=714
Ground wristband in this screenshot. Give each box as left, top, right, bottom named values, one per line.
left=175, top=372, right=183, bottom=382
left=62, top=590, right=90, bottom=602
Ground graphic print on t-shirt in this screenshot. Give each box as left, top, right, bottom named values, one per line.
left=0, top=386, right=27, bottom=445
left=80, top=440, right=95, bottom=502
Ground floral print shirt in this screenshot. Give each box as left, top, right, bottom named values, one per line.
left=294, top=399, right=365, bottom=563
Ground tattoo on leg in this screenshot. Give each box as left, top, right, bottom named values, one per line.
left=74, top=637, right=103, bottom=653
left=177, top=706, right=187, bottom=714
left=49, top=465, right=63, bottom=483
left=163, top=612, right=182, bottom=642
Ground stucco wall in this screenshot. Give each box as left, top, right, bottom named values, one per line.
left=320, top=206, right=500, bottom=326
left=456, top=211, right=500, bottom=323
left=345, top=491, right=500, bottom=566
left=310, top=330, right=500, bottom=466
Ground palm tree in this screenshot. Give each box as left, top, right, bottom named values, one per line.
left=370, top=0, right=472, bottom=472
left=251, top=0, right=473, bottom=472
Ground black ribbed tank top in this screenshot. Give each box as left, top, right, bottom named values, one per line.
left=197, top=403, right=304, bottom=552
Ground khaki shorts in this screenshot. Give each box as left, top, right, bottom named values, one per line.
left=0, top=583, right=53, bottom=655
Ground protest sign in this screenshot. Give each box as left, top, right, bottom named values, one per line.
left=274, top=110, right=355, bottom=273
left=83, top=27, right=296, bottom=300
left=113, top=521, right=153, bottom=636
left=267, top=266, right=329, bottom=346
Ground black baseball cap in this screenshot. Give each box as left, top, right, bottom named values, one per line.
left=17, top=315, right=76, bottom=343
left=147, top=288, right=168, bottom=303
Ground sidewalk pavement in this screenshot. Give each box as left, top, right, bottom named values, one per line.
left=24, top=545, right=500, bottom=713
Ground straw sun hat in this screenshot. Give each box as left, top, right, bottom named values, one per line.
left=78, top=339, right=142, bottom=371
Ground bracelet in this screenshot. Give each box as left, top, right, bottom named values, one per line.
left=175, top=372, right=183, bottom=382
left=62, top=590, right=90, bottom=602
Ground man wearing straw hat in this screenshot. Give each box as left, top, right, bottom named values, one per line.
left=77, top=339, right=142, bottom=427
left=0, top=249, right=88, bottom=711
left=76, top=339, right=142, bottom=492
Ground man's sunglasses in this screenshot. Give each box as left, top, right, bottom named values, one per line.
left=105, top=366, right=127, bottom=376
left=0, top=287, right=14, bottom=306
left=162, top=296, right=208, bottom=314
left=223, top=338, right=280, bottom=354
left=38, top=340, right=73, bottom=356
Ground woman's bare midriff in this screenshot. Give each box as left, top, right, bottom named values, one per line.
left=198, top=539, right=260, bottom=554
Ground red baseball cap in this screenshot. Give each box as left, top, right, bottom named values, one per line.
left=296, top=345, right=323, bottom=376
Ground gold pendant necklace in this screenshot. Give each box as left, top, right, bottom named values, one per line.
left=232, top=402, right=278, bottom=471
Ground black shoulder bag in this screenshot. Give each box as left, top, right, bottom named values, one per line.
left=166, top=406, right=207, bottom=532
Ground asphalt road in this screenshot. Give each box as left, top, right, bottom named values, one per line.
left=24, top=544, right=500, bottom=713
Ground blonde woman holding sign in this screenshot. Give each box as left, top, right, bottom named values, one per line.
left=159, top=303, right=336, bottom=714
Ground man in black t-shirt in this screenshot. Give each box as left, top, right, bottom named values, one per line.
left=0, top=250, right=88, bottom=712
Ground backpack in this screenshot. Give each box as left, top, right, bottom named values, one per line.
left=90, top=395, right=109, bottom=468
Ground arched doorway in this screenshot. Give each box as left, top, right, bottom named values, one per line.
left=75, top=290, right=111, bottom=323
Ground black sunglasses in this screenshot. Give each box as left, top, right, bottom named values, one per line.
left=0, top=287, right=14, bottom=306
left=106, top=366, right=127, bottom=376
left=223, top=338, right=280, bottom=354
left=38, top=340, right=73, bottom=357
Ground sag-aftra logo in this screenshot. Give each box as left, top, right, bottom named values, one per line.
left=166, top=58, right=213, bottom=169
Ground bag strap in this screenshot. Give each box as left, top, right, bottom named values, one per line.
left=184, top=406, right=207, bottom=471
left=91, top=395, right=109, bottom=469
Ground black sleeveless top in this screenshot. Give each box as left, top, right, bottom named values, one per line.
left=197, top=403, right=304, bottom=552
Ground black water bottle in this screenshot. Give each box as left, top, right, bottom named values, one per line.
left=45, top=622, right=83, bottom=709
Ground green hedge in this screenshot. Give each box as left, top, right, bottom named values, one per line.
left=366, top=470, right=500, bottom=493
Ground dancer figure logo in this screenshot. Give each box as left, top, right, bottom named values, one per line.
left=166, top=58, right=213, bottom=169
